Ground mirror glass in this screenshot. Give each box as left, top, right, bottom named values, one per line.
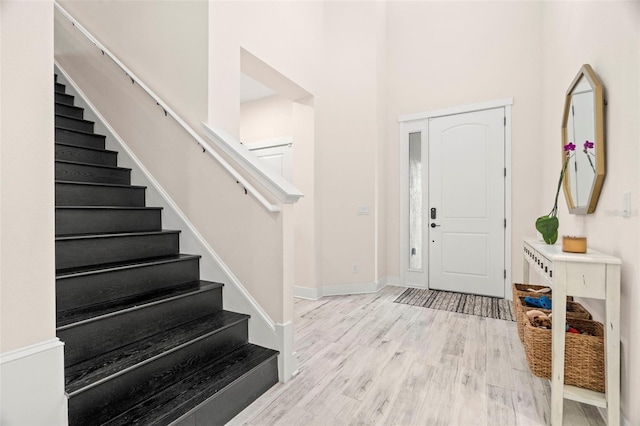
left=562, top=65, right=605, bottom=214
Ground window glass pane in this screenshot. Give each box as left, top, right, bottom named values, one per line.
left=409, top=132, right=422, bottom=270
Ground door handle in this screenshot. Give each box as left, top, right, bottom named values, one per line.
left=430, top=223, right=441, bottom=228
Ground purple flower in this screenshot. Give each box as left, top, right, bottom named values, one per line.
left=584, top=140, right=594, bottom=149
left=564, top=142, right=576, bottom=152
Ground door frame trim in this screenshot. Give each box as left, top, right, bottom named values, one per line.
left=399, top=98, right=513, bottom=298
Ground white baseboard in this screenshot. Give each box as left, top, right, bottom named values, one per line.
left=0, top=339, right=68, bottom=425
left=294, top=276, right=396, bottom=300
left=54, top=63, right=297, bottom=382
left=292, top=286, right=323, bottom=300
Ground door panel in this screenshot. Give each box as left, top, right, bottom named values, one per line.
left=428, top=108, right=505, bottom=297
left=247, top=141, right=293, bottom=182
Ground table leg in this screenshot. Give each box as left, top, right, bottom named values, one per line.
left=551, top=263, right=567, bottom=426
left=605, top=264, right=621, bottom=426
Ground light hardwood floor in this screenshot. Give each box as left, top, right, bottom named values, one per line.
left=229, top=286, right=605, bottom=426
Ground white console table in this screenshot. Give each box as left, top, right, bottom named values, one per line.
left=522, top=239, right=621, bottom=425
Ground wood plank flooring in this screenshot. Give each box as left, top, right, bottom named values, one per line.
left=229, top=286, right=605, bottom=426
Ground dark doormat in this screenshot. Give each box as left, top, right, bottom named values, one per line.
left=393, top=288, right=515, bottom=321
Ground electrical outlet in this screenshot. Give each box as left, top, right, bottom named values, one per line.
left=352, top=263, right=358, bottom=273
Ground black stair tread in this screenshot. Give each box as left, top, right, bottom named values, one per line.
left=55, top=125, right=105, bottom=138
left=55, top=113, right=94, bottom=125
left=57, top=279, right=206, bottom=326
left=57, top=281, right=223, bottom=333
left=55, top=159, right=132, bottom=172
left=65, top=308, right=244, bottom=395
left=56, top=254, right=201, bottom=279
left=55, top=101, right=83, bottom=111
left=55, top=142, right=117, bottom=155
left=103, top=344, right=279, bottom=426
left=55, top=180, right=146, bottom=190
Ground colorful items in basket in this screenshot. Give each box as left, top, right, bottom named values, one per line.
left=525, top=310, right=552, bottom=329
left=524, top=310, right=593, bottom=335
left=524, top=295, right=552, bottom=309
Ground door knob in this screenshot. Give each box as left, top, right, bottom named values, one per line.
left=430, top=223, right=441, bottom=228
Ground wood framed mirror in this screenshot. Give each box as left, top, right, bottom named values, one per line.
left=562, top=64, right=605, bottom=214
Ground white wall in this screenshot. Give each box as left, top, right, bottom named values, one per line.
left=240, top=95, right=292, bottom=144
left=316, top=2, right=383, bottom=290
left=1, top=0, right=56, bottom=354
left=57, top=0, right=208, bottom=130
left=0, top=1, right=67, bottom=423
left=540, top=2, right=640, bottom=423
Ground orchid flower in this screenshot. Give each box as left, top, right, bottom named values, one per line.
left=535, top=143, right=575, bottom=244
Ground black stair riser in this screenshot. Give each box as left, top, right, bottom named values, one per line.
left=55, top=82, right=66, bottom=93
left=58, top=285, right=224, bottom=367
left=55, top=161, right=130, bottom=185
left=56, top=182, right=146, bottom=207
left=56, top=92, right=74, bottom=105
left=55, top=128, right=105, bottom=150
left=56, top=232, right=180, bottom=270
left=55, top=103, right=84, bottom=119
left=56, top=115, right=94, bottom=133
left=57, top=257, right=201, bottom=318
left=174, top=355, right=279, bottom=426
left=68, top=321, right=248, bottom=426
left=55, top=144, right=118, bottom=167
left=56, top=207, right=162, bottom=236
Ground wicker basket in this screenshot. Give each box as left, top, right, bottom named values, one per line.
left=522, top=315, right=605, bottom=393
left=512, top=283, right=552, bottom=301
left=512, top=283, right=574, bottom=302
left=514, top=296, right=591, bottom=342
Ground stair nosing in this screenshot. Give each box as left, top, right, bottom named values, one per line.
left=55, top=180, right=146, bottom=189
left=55, top=255, right=204, bottom=279
left=56, top=206, right=162, bottom=211
left=55, top=229, right=180, bottom=242
left=55, top=159, right=132, bottom=172
left=57, top=284, right=233, bottom=332
left=66, top=312, right=248, bottom=397
left=55, top=126, right=105, bottom=138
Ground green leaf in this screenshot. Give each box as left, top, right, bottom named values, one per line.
left=535, top=215, right=559, bottom=244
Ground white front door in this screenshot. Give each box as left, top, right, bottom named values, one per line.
left=428, top=108, right=505, bottom=297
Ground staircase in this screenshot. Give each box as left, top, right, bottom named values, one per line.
left=54, top=74, right=279, bottom=425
